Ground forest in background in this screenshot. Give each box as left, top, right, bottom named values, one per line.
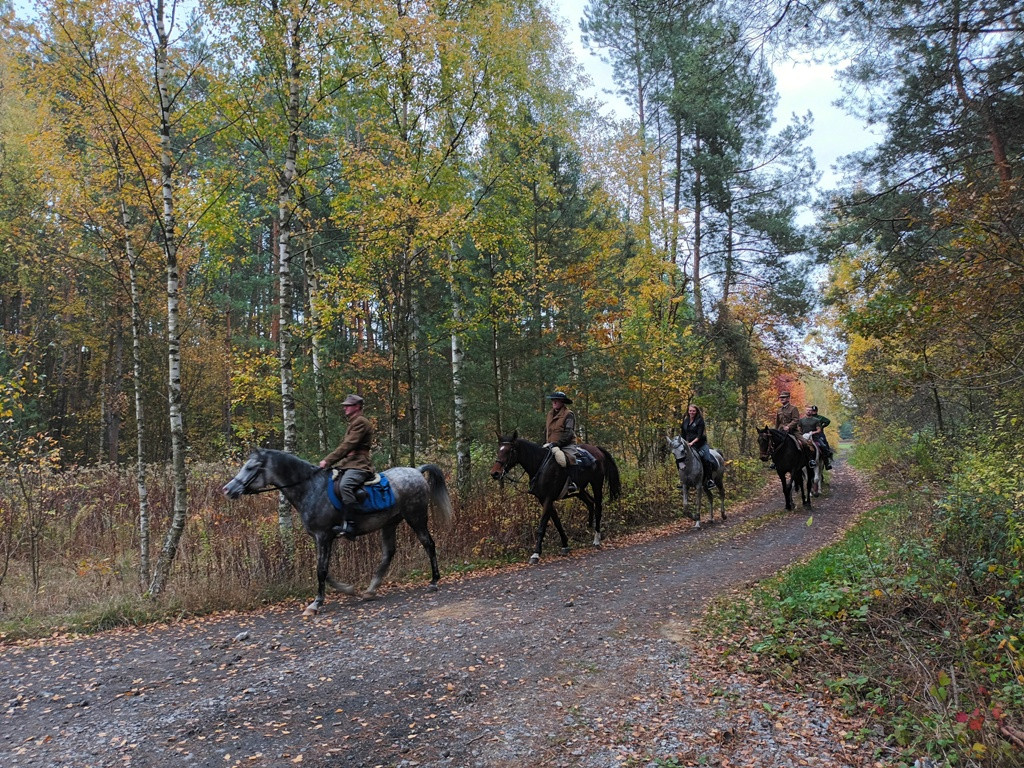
left=1, top=0, right=832, bottom=594
left=1, top=0, right=1022, bottom=762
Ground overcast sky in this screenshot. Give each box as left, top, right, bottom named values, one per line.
left=549, top=0, right=880, bottom=192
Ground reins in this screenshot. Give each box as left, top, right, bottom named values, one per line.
left=245, top=465, right=324, bottom=495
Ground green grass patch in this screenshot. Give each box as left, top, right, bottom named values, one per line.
left=705, top=453, right=1024, bottom=768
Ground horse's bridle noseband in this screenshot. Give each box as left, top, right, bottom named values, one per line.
left=493, top=441, right=517, bottom=480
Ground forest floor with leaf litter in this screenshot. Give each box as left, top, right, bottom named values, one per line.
left=1, top=462, right=892, bottom=767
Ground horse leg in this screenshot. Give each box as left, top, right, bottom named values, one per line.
left=409, top=520, right=442, bottom=592
left=779, top=471, right=793, bottom=511
left=549, top=507, right=571, bottom=556
left=577, top=488, right=601, bottom=547
left=717, top=478, right=726, bottom=521
left=590, top=481, right=603, bottom=547
left=702, top=484, right=717, bottom=523
left=303, top=533, right=335, bottom=616
left=798, top=467, right=811, bottom=508
left=363, top=522, right=399, bottom=600
left=530, top=504, right=554, bottom=563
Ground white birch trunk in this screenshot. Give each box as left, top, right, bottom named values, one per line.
left=117, top=157, right=152, bottom=587
left=149, top=0, right=187, bottom=596
left=302, top=239, right=328, bottom=453
left=275, top=11, right=302, bottom=560
left=449, top=246, right=469, bottom=493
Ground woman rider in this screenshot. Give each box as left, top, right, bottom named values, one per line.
left=680, top=404, right=717, bottom=489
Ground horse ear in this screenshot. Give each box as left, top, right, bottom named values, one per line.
left=512, top=429, right=518, bottom=440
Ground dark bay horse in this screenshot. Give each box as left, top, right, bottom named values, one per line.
left=667, top=436, right=725, bottom=528
left=490, top=432, right=621, bottom=563
left=756, top=427, right=816, bottom=510
left=223, top=449, right=452, bottom=616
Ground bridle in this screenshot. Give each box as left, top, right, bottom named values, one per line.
left=758, top=429, right=782, bottom=461
left=670, top=438, right=690, bottom=468
left=237, top=454, right=323, bottom=495
left=493, top=441, right=526, bottom=484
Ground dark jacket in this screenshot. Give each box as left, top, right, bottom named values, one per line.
left=680, top=415, right=707, bottom=448
left=545, top=407, right=576, bottom=447
left=776, top=403, right=801, bottom=433
left=322, top=412, right=374, bottom=472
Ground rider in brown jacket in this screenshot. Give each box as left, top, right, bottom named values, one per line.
left=543, top=391, right=580, bottom=493
left=320, top=393, right=374, bottom=538
left=775, top=391, right=816, bottom=467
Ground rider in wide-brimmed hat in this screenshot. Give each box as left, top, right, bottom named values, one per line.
left=543, top=391, right=580, bottom=493
left=320, top=393, right=374, bottom=539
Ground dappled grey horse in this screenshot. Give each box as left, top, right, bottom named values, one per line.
left=223, top=449, right=452, bottom=616
left=668, top=436, right=726, bottom=528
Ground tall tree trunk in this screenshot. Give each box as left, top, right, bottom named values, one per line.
left=691, top=134, right=704, bottom=326
left=740, top=383, right=749, bottom=455
left=488, top=252, right=504, bottom=437
left=449, top=244, right=470, bottom=495
left=275, top=10, right=302, bottom=563
left=149, top=0, right=187, bottom=596
left=302, top=237, right=328, bottom=453
left=950, top=1, right=1012, bottom=182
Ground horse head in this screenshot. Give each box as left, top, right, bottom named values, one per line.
left=490, top=430, right=519, bottom=480
left=667, top=435, right=690, bottom=466
left=756, top=426, right=778, bottom=462
left=223, top=449, right=269, bottom=498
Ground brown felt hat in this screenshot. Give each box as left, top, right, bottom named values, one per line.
left=779, top=391, right=791, bottom=398
left=341, top=393, right=364, bottom=406
left=546, top=391, right=573, bottom=404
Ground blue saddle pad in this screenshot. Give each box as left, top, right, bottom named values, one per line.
left=575, top=448, right=597, bottom=468
left=363, top=475, right=395, bottom=511
left=327, top=473, right=395, bottom=512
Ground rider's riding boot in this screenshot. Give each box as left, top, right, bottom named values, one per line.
left=332, top=517, right=357, bottom=540
left=566, top=466, right=579, bottom=495
left=332, top=499, right=363, bottom=540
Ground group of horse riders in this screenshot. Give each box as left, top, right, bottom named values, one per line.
left=321, top=389, right=585, bottom=536
left=774, top=390, right=834, bottom=470
left=320, top=388, right=835, bottom=533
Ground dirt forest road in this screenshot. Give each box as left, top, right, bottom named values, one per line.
left=1, top=464, right=888, bottom=768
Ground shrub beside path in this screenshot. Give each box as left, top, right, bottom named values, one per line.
left=1, top=463, right=890, bottom=767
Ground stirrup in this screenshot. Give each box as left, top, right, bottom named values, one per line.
left=808, top=459, right=816, bottom=467
left=566, top=482, right=579, bottom=494
left=332, top=519, right=357, bottom=540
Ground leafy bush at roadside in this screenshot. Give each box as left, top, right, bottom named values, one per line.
left=707, top=427, right=1024, bottom=767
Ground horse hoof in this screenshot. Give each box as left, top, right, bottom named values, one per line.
left=426, top=583, right=439, bottom=593
left=302, top=605, right=319, bottom=617
left=359, top=591, right=378, bottom=601
left=560, top=547, right=570, bottom=556
left=529, top=554, right=540, bottom=564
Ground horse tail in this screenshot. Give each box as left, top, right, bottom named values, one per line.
left=598, top=447, right=622, bottom=502
left=418, top=464, right=453, bottom=526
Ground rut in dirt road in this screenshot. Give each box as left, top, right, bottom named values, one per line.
left=1, top=464, right=885, bottom=768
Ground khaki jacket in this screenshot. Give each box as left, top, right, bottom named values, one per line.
left=775, top=403, right=801, bottom=434
left=322, top=412, right=374, bottom=472
left=545, top=407, right=576, bottom=447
